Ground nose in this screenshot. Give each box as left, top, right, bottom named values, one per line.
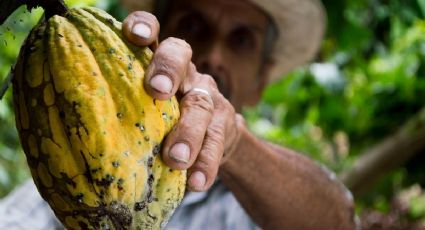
left=195, top=43, right=225, bottom=73
left=194, top=43, right=231, bottom=99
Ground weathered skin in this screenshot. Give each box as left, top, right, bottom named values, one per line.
left=13, top=7, right=186, bottom=230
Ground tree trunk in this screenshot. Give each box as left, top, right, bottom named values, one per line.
left=340, top=107, right=425, bottom=196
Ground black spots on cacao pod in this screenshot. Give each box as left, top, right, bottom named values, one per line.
left=144, top=136, right=150, bottom=142
left=127, top=63, right=133, bottom=71
left=162, top=112, right=168, bottom=120
left=135, top=122, right=145, bottom=132
left=99, top=190, right=106, bottom=199
left=107, top=18, right=114, bottom=25
left=169, top=169, right=173, bottom=173
left=146, top=190, right=154, bottom=203
left=147, top=157, right=153, bottom=168
left=108, top=48, right=115, bottom=54
left=77, top=44, right=83, bottom=48
left=122, top=151, right=130, bottom=157
left=117, top=178, right=124, bottom=191
left=107, top=202, right=133, bottom=228
left=147, top=210, right=157, bottom=220
left=153, top=145, right=160, bottom=156
left=112, top=161, right=120, bottom=168
left=75, top=193, right=84, bottom=203
left=57, top=33, right=64, bottom=38
left=91, top=167, right=101, bottom=174
left=134, top=202, right=146, bottom=211
left=72, top=101, right=80, bottom=110
left=60, top=172, right=77, bottom=188
left=96, top=174, right=115, bottom=187
left=127, top=55, right=135, bottom=61
left=148, top=174, right=154, bottom=187
left=105, top=174, right=115, bottom=183
left=116, top=113, right=123, bottom=119
left=92, top=72, right=97, bottom=76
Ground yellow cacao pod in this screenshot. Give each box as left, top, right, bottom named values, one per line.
left=13, top=7, right=185, bottom=229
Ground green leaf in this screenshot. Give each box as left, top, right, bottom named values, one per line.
left=417, top=0, right=425, bottom=18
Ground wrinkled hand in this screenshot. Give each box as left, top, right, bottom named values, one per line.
left=123, top=12, right=243, bottom=192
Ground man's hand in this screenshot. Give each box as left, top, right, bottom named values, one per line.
left=123, top=11, right=243, bottom=192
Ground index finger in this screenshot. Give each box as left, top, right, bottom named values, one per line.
left=144, top=37, right=193, bottom=100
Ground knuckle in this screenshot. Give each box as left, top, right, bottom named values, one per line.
left=214, top=91, right=231, bottom=111
left=202, top=74, right=218, bottom=89
left=164, top=37, right=191, bottom=49
left=224, top=99, right=235, bottom=114
left=162, top=38, right=193, bottom=57
left=207, top=124, right=225, bottom=143
left=154, top=57, right=182, bottom=76
left=176, top=121, right=204, bottom=139
left=183, top=92, right=214, bottom=113
left=195, top=151, right=219, bottom=175
left=152, top=40, right=192, bottom=77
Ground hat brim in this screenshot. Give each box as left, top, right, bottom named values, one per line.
left=120, top=0, right=326, bottom=82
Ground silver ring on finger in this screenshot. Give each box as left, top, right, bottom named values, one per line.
left=190, top=87, right=214, bottom=105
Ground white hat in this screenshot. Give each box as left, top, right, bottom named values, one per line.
left=120, top=0, right=326, bottom=82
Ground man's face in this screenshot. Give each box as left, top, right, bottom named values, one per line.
left=160, top=0, right=272, bottom=112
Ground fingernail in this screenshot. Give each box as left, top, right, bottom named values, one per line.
left=132, top=23, right=151, bottom=39
left=150, top=75, right=173, bottom=94
left=189, top=171, right=206, bottom=190
left=169, top=143, right=190, bottom=163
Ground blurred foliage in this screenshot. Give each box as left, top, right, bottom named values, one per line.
left=0, top=0, right=424, bottom=226
left=0, top=5, right=43, bottom=197
left=246, top=0, right=425, bottom=219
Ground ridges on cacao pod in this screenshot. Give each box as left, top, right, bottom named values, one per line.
left=12, top=6, right=186, bottom=229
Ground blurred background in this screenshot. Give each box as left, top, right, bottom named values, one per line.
left=1, top=0, right=425, bottom=229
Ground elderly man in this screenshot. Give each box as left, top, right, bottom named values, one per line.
left=0, top=0, right=357, bottom=229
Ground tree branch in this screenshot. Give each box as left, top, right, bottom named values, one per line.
left=340, top=107, right=425, bottom=196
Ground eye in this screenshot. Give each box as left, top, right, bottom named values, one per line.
left=228, top=27, right=257, bottom=52
left=175, top=13, right=207, bottom=41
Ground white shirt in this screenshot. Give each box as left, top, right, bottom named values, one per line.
left=0, top=180, right=260, bottom=230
